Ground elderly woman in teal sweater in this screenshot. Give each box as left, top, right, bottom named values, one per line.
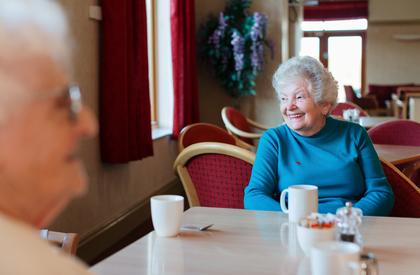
left=244, top=56, right=394, bottom=216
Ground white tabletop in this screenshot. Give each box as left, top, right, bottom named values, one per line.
left=92, top=207, right=420, bottom=275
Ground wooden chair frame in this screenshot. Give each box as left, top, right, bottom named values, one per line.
left=401, top=161, right=420, bottom=185
left=221, top=107, right=268, bottom=150
left=380, top=158, right=420, bottom=216
left=173, top=142, right=256, bottom=207
left=39, top=229, right=80, bottom=255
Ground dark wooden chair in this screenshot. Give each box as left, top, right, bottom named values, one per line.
left=369, top=120, right=420, bottom=184
left=380, top=158, right=420, bottom=218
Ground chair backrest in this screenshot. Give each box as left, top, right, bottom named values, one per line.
left=173, top=142, right=255, bottom=208
left=39, top=229, right=80, bottom=255
left=367, top=119, right=420, bottom=146
left=344, top=85, right=356, bottom=102
left=178, top=123, right=237, bottom=152
left=380, top=158, right=420, bottom=217
left=221, top=106, right=254, bottom=145
left=331, top=102, right=369, bottom=117
left=368, top=83, right=414, bottom=108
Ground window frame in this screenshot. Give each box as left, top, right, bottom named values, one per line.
left=146, top=0, right=158, bottom=126
left=303, top=30, right=367, bottom=95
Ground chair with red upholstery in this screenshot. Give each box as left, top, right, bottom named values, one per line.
left=173, top=142, right=255, bottom=208
left=369, top=120, right=420, bottom=185
left=331, top=102, right=369, bottom=117
left=178, top=123, right=238, bottom=152
left=368, top=83, right=414, bottom=109
left=344, top=85, right=379, bottom=111
left=368, top=119, right=420, bottom=146
left=380, top=158, right=420, bottom=218
left=221, top=106, right=268, bottom=150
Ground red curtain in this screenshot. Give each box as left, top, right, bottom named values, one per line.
left=171, top=0, right=200, bottom=139
left=100, top=0, right=153, bottom=163
left=304, top=1, right=368, bottom=21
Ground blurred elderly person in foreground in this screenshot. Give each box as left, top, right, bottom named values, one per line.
left=244, top=56, right=394, bottom=216
left=0, top=0, right=97, bottom=273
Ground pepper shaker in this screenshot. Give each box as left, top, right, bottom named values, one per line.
left=336, top=202, right=363, bottom=246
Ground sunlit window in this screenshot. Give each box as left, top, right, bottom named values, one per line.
left=146, top=0, right=174, bottom=131
left=300, top=37, right=320, bottom=60
left=302, top=19, right=368, bottom=31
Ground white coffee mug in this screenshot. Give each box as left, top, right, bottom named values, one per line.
left=311, top=241, right=361, bottom=275
left=151, top=195, right=184, bottom=237
left=280, top=185, right=318, bottom=223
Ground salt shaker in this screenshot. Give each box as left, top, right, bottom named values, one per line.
left=336, top=202, right=363, bottom=246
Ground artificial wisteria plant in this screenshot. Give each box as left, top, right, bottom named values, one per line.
left=199, top=0, right=273, bottom=97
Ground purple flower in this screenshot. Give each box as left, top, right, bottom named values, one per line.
left=250, top=12, right=268, bottom=72
left=208, top=13, right=228, bottom=56
left=231, top=31, right=244, bottom=72
left=218, top=12, right=227, bottom=31
left=200, top=2, right=272, bottom=96
left=250, top=13, right=267, bottom=42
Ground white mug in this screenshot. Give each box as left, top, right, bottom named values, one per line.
left=151, top=195, right=184, bottom=237
left=311, top=241, right=361, bottom=275
left=280, top=185, right=318, bottom=223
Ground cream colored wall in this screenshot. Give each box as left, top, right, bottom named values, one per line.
left=196, top=0, right=288, bottom=128
left=367, top=0, right=420, bottom=86
left=369, top=0, right=420, bottom=22
left=52, top=0, right=178, bottom=239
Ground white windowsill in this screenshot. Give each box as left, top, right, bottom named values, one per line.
left=152, top=127, right=172, bottom=140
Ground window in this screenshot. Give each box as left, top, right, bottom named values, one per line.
left=302, top=19, right=367, bottom=32
left=300, top=19, right=367, bottom=102
left=146, top=0, right=174, bottom=131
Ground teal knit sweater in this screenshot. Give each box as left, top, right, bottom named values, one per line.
left=244, top=116, right=394, bottom=216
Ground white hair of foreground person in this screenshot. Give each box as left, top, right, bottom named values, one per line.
left=0, top=0, right=71, bottom=121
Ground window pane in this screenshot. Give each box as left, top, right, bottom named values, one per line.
left=300, top=37, right=320, bottom=60
left=328, top=36, right=362, bottom=102
left=302, top=19, right=367, bottom=31
left=323, top=19, right=367, bottom=31
left=301, top=21, right=324, bottom=31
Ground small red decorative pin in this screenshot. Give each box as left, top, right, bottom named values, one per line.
left=295, top=161, right=301, bottom=165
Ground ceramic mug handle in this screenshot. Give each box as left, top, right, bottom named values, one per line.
left=280, top=188, right=289, bottom=213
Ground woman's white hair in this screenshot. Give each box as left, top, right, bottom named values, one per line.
left=0, top=0, right=70, bottom=65
left=272, top=56, right=338, bottom=107
left=0, top=0, right=67, bottom=36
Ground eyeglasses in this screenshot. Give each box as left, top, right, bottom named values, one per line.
left=32, top=84, right=83, bottom=122
left=68, top=84, right=82, bottom=121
